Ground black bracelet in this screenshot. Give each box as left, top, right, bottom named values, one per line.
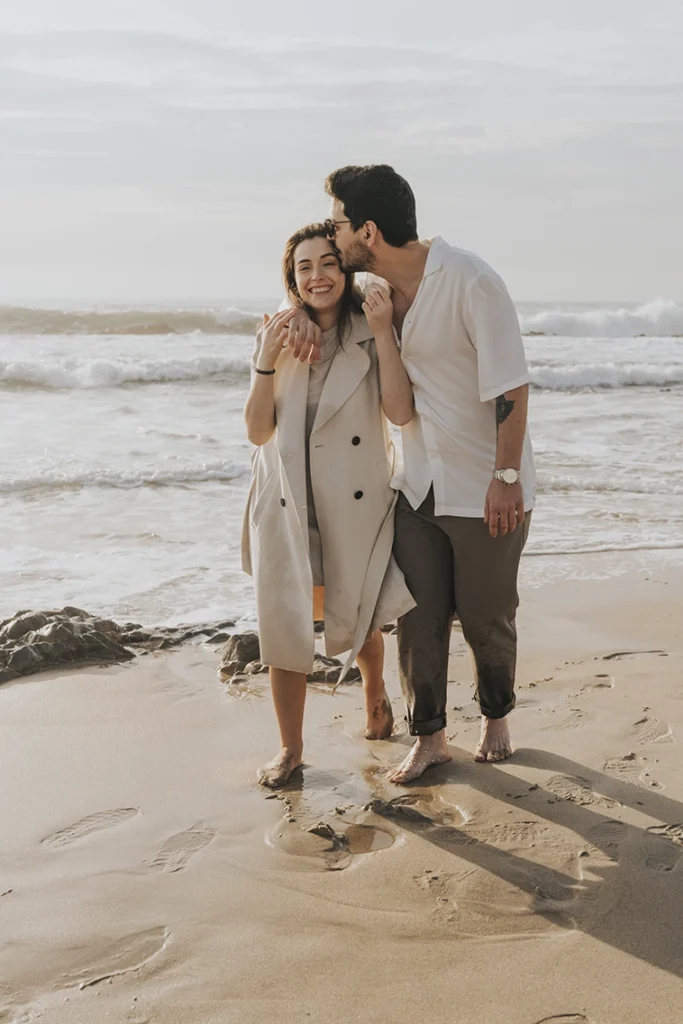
left=253, top=365, right=276, bottom=376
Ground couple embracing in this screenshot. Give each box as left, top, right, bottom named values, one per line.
left=243, top=164, right=536, bottom=788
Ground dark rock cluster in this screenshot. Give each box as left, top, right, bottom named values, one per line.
left=0, top=608, right=360, bottom=685
left=0, top=607, right=236, bottom=684
left=218, top=631, right=361, bottom=684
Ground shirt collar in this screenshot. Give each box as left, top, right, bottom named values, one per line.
left=422, top=236, right=448, bottom=277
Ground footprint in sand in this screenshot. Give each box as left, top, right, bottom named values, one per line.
left=63, top=926, right=169, bottom=989
left=534, top=1016, right=593, bottom=1024
left=405, top=814, right=619, bottom=940
left=603, top=753, right=662, bottom=789
left=647, top=823, right=683, bottom=846
left=545, top=708, right=589, bottom=732
left=602, top=650, right=666, bottom=661
left=645, top=823, right=683, bottom=872
left=366, top=794, right=467, bottom=828
left=581, top=674, right=614, bottom=692
left=366, top=796, right=477, bottom=853
left=644, top=841, right=682, bottom=873
left=146, top=824, right=216, bottom=873
left=463, top=820, right=548, bottom=846
left=415, top=856, right=581, bottom=938
left=632, top=716, right=674, bottom=745
left=586, top=820, right=628, bottom=860
left=266, top=816, right=395, bottom=872
left=516, top=695, right=543, bottom=708
left=545, top=775, right=616, bottom=808
left=0, top=927, right=170, bottom=1018
left=41, top=808, right=139, bottom=848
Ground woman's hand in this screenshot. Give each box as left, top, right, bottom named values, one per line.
left=256, top=309, right=297, bottom=371
left=362, top=285, right=394, bottom=337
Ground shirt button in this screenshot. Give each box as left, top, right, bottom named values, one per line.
left=352, top=436, right=361, bottom=445
left=280, top=498, right=286, bottom=507
left=354, top=490, right=363, bottom=500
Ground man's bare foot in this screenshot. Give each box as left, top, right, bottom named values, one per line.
left=365, top=692, right=394, bottom=740
left=387, top=730, right=451, bottom=784
left=257, top=747, right=303, bottom=789
left=474, top=716, right=514, bottom=763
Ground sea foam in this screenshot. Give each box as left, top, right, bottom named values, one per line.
left=519, top=298, right=683, bottom=338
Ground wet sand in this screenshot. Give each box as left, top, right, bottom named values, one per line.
left=1, top=563, right=683, bottom=1024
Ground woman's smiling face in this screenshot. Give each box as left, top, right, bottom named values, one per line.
left=293, top=236, right=346, bottom=315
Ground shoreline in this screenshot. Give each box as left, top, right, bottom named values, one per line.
left=3, top=544, right=683, bottom=637
left=1, top=565, right=682, bottom=1023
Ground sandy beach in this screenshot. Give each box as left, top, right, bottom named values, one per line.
left=3, top=7, right=683, bottom=1023
left=2, top=560, right=683, bottom=1024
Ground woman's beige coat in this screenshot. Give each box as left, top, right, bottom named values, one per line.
left=242, top=309, right=415, bottom=679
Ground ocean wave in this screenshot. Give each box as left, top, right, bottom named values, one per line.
left=0, top=461, right=249, bottom=495
left=520, top=298, right=683, bottom=338
left=3, top=298, right=682, bottom=341
left=538, top=473, right=683, bottom=496
left=526, top=541, right=683, bottom=557
left=0, top=355, right=251, bottom=389
left=0, top=304, right=262, bottom=336
left=529, top=363, right=683, bottom=390
left=3, top=355, right=679, bottom=392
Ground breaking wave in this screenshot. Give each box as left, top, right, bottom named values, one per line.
left=0, top=355, right=250, bottom=389
left=3, top=355, right=681, bottom=392
left=520, top=298, right=683, bottom=338
left=0, top=304, right=262, bottom=336
left=529, top=362, right=683, bottom=390
left=0, top=461, right=249, bottom=495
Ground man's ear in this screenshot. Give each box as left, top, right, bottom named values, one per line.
left=364, top=221, right=380, bottom=247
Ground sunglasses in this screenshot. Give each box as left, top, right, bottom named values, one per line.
left=324, top=218, right=351, bottom=238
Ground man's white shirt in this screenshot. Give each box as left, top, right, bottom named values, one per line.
left=278, top=237, right=536, bottom=519
left=391, top=237, right=536, bottom=518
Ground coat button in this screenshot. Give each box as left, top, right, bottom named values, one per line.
left=280, top=498, right=286, bottom=507
left=354, top=490, right=363, bottom=500
left=352, top=436, right=361, bottom=445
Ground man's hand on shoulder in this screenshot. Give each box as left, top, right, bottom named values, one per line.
left=286, top=308, right=322, bottom=363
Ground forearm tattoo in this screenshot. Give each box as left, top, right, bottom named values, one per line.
left=496, top=394, right=515, bottom=431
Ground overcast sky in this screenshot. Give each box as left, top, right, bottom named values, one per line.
left=1, top=1, right=681, bottom=304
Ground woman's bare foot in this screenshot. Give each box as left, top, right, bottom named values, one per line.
left=365, top=692, right=394, bottom=740
left=257, top=747, right=303, bottom=788
left=387, top=730, right=451, bottom=784
left=474, top=716, right=514, bottom=763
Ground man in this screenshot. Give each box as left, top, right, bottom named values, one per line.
left=290, top=164, right=535, bottom=784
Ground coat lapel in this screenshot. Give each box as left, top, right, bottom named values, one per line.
left=311, top=311, right=373, bottom=437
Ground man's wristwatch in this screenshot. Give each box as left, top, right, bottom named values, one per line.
left=493, top=468, right=520, bottom=485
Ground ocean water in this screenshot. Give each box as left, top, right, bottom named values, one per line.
left=2, top=298, right=683, bottom=627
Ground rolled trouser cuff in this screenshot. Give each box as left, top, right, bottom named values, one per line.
left=406, top=713, right=447, bottom=736
left=478, top=694, right=516, bottom=720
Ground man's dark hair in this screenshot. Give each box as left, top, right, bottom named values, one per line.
left=325, top=164, right=418, bottom=248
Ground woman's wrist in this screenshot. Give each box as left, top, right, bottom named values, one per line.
left=373, top=326, right=398, bottom=347
left=255, top=352, right=278, bottom=372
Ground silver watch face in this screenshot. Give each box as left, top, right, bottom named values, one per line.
left=501, top=468, right=519, bottom=485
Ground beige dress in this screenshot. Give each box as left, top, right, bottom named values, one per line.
left=243, top=307, right=415, bottom=678
left=305, top=326, right=339, bottom=585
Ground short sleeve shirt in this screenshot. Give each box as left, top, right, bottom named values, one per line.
left=393, top=237, right=536, bottom=517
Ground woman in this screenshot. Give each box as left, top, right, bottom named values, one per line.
left=242, top=223, right=415, bottom=788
